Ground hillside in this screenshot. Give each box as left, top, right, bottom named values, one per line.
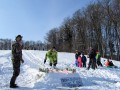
left=0, top=50, right=120, bottom=90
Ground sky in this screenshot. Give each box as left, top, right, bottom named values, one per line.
left=0, top=0, right=95, bottom=42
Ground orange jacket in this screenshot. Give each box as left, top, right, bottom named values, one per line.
left=106, top=61, right=109, bottom=67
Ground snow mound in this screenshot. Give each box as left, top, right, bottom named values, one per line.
left=116, top=82, right=120, bottom=87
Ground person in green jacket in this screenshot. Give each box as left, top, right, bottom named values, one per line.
left=44, top=47, right=57, bottom=68
left=96, top=52, right=102, bottom=67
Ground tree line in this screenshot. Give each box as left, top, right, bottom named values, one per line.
left=0, top=39, right=46, bottom=50
left=45, top=0, right=120, bottom=61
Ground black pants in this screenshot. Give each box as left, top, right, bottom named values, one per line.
left=87, top=58, right=96, bottom=70
left=97, top=60, right=103, bottom=66
left=10, top=61, right=20, bottom=86
left=10, top=68, right=20, bottom=86
left=49, top=63, right=57, bottom=67
left=92, top=59, right=96, bottom=69
left=87, top=59, right=92, bottom=70
left=82, top=61, right=86, bottom=67
left=49, top=60, right=57, bottom=67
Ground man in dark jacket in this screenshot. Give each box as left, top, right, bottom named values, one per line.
left=87, top=48, right=96, bottom=70
left=10, top=35, right=24, bottom=88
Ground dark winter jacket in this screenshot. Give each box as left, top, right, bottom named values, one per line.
left=82, top=56, right=87, bottom=62
left=75, top=52, right=81, bottom=60
left=89, top=49, right=96, bottom=59
left=109, top=61, right=114, bottom=66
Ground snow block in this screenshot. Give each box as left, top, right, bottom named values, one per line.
left=44, top=72, right=82, bottom=88
left=61, top=77, right=83, bottom=87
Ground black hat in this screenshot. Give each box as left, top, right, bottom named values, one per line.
left=16, top=35, right=23, bottom=39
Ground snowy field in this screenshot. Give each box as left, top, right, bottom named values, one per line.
left=0, top=50, right=120, bottom=90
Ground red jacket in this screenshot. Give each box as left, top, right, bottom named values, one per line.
left=106, top=61, right=109, bottom=67
left=78, top=56, right=82, bottom=67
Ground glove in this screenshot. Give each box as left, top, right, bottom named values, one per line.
left=44, top=59, right=46, bottom=64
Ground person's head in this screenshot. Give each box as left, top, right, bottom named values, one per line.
left=90, top=47, right=92, bottom=51
left=82, top=53, right=84, bottom=56
left=97, top=51, right=100, bottom=54
left=75, top=50, right=78, bottom=54
left=51, top=46, right=56, bottom=52
left=78, top=52, right=81, bottom=56
left=16, top=35, right=22, bottom=43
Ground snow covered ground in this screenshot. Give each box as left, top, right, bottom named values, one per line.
left=0, top=50, right=120, bottom=90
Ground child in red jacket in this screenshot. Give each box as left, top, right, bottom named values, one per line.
left=78, top=54, right=82, bottom=68
left=106, top=59, right=110, bottom=67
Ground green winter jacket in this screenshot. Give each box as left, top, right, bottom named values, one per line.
left=45, top=50, right=57, bottom=64
left=96, top=52, right=100, bottom=60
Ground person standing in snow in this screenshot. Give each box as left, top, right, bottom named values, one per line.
left=75, top=50, right=80, bottom=67
left=82, top=53, right=87, bottom=67
left=87, top=48, right=97, bottom=70
left=10, top=35, right=24, bottom=88
left=78, top=53, right=82, bottom=68
left=96, top=52, right=102, bottom=67
left=44, top=47, right=57, bottom=68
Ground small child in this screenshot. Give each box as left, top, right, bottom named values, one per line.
left=82, top=53, right=87, bottom=67
left=78, top=54, right=82, bottom=68
left=105, top=59, right=110, bottom=67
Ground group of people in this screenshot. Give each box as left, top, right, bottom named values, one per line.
left=75, top=47, right=103, bottom=70
left=75, top=50, right=87, bottom=68
left=10, top=35, right=117, bottom=88
left=75, top=47, right=117, bottom=70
